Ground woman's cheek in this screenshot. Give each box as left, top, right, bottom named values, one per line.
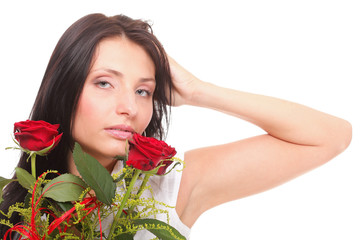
left=72, top=92, right=102, bottom=140
left=142, top=103, right=154, bottom=133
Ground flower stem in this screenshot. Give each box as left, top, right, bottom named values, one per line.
left=128, top=173, right=151, bottom=214
left=136, top=173, right=150, bottom=198
left=107, top=169, right=141, bottom=239
left=30, top=153, right=36, bottom=179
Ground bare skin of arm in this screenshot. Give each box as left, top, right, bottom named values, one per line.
left=169, top=57, right=352, bottom=227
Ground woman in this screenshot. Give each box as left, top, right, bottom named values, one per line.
left=0, top=13, right=352, bottom=238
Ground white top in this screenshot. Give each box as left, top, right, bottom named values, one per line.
left=108, top=155, right=191, bottom=239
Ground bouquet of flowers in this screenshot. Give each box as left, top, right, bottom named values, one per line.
left=0, top=120, right=186, bottom=240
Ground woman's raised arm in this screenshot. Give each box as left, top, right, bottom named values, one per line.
left=169, top=57, right=352, bottom=227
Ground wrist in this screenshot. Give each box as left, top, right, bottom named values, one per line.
left=186, top=80, right=216, bottom=107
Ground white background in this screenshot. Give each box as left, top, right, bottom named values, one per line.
left=0, top=1, right=359, bottom=239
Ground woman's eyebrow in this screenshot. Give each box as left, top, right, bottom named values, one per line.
left=93, top=68, right=155, bottom=83
left=92, top=68, right=123, bottom=77
left=139, top=77, right=156, bottom=84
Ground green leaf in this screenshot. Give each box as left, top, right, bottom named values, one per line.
left=0, top=177, right=16, bottom=203
left=72, top=143, right=116, bottom=205
left=5, top=147, right=21, bottom=151
left=42, top=174, right=88, bottom=202
left=23, top=192, right=32, bottom=208
left=114, top=232, right=135, bottom=240
left=112, top=223, right=135, bottom=240
left=133, top=218, right=186, bottom=240
left=55, top=201, right=74, bottom=212
left=15, top=167, right=36, bottom=190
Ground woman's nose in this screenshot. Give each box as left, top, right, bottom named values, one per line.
left=115, top=90, right=138, bottom=117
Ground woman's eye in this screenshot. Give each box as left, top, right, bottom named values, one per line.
left=96, top=80, right=111, bottom=88
left=136, top=89, right=151, bottom=97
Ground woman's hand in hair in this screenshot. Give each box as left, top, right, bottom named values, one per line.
left=167, top=56, right=203, bottom=107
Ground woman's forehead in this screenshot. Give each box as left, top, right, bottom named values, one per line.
left=90, top=37, right=156, bottom=79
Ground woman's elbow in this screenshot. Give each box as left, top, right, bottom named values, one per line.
left=327, top=119, right=352, bottom=158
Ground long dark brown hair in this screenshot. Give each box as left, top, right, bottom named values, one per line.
left=0, top=13, right=172, bottom=236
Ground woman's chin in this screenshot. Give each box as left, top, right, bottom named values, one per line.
left=109, top=147, right=128, bottom=158
left=108, top=140, right=128, bottom=152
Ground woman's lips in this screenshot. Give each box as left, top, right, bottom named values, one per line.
left=105, top=125, right=135, bottom=140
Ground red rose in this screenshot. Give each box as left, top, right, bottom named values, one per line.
left=127, top=133, right=176, bottom=174
left=14, top=120, right=63, bottom=153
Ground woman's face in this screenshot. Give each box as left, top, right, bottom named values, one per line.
left=72, top=37, right=155, bottom=167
